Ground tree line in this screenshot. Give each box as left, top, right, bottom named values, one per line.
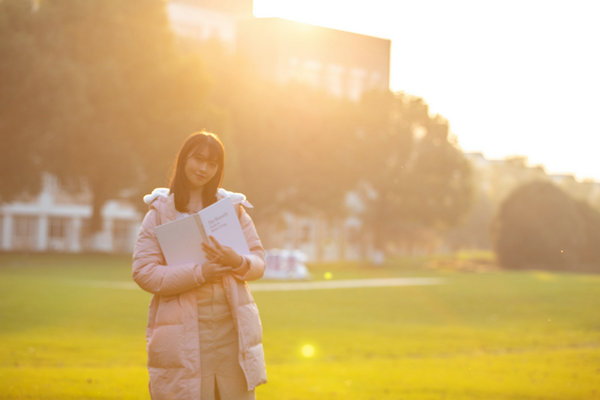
left=0, top=0, right=473, bottom=254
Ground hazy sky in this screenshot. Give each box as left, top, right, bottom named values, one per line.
left=254, top=0, right=600, bottom=181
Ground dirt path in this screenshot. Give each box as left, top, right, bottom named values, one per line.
left=77, top=277, right=443, bottom=291
left=249, top=277, right=443, bottom=292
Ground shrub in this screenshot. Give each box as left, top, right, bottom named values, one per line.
left=491, top=180, right=600, bottom=271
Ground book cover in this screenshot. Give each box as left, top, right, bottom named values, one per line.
left=198, top=197, right=250, bottom=256
left=155, top=197, right=250, bottom=266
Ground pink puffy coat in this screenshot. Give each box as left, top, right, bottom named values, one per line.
left=132, top=188, right=267, bottom=399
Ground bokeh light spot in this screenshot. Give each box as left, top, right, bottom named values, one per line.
left=301, top=344, right=315, bottom=358
left=532, top=271, right=555, bottom=281
left=324, top=272, right=333, bottom=280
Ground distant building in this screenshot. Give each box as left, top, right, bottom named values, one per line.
left=167, top=0, right=391, bottom=101
left=549, top=173, right=576, bottom=184
left=0, top=175, right=140, bottom=253
left=167, top=0, right=253, bottom=50
left=237, top=18, right=390, bottom=101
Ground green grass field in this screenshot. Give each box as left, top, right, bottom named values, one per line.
left=1, top=253, right=599, bottom=399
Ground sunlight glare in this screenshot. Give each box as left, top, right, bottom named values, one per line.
left=253, top=0, right=600, bottom=181
left=301, top=344, right=316, bottom=358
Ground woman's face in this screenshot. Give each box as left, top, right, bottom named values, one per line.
left=184, top=146, right=219, bottom=191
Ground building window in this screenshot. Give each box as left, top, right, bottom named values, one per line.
left=79, top=219, right=93, bottom=250
left=299, top=224, right=312, bottom=243
left=48, top=217, right=69, bottom=251
left=368, top=71, right=382, bottom=89
left=348, top=68, right=367, bottom=101
left=284, top=56, right=301, bottom=82
left=300, top=60, right=323, bottom=87
left=48, top=217, right=68, bottom=240
left=13, top=215, right=37, bottom=250
left=113, top=219, right=131, bottom=253
left=326, top=64, right=345, bottom=98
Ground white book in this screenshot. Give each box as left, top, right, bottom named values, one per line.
left=155, top=197, right=250, bottom=266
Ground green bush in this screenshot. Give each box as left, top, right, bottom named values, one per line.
left=492, top=180, right=600, bottom=271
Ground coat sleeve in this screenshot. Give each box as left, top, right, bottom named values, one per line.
left=132, top=209, right=204, bottom=296
left=232, top=206, right=266, bottom=282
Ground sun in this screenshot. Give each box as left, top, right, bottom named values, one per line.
left=253, top=0, right=370, bottom=34
left=254, top=0, right=330, bottom=23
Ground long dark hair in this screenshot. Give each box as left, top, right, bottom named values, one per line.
left=169, top=131, right=225, bottom=212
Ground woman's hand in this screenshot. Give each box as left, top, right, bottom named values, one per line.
left=201, top=262, right=233, bottom=283
left=202, top=236, right=244, bottom=268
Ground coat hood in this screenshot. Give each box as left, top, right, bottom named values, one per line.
left=143, top=187, right=253, bottom=208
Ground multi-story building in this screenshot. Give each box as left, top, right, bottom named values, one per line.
left=236, top=18, right=390, bottom=101
left=167, top=0, right=391, bottom=101
left=167, top=0, right=253, bottom=50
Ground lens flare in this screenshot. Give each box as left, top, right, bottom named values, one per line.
left=301, top=344, right=315, bottom=358
left=532, top=271, right=555, bottom=281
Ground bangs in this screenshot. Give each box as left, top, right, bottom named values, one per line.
left=188, top=137, right=222, bottom=162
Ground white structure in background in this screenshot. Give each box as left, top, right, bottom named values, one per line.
left=265, top=194, right=374, bottom=263
left=0, top=174, right=141, bottom=253
left=263, top=249, right=310, bottom=280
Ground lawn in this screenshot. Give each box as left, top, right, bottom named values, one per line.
left=0, top=253, right=599, bottom=399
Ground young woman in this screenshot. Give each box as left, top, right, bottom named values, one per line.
left=132, top=131, right=267, bottom=400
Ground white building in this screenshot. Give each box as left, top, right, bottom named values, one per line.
left=0, top=175, right=141, bottom=253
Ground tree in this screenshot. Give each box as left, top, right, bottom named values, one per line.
left=353, top=91, right=473, bottom=253
left=205, top=63, right=472, bottom=256
left=444, top=188, right=495, bottom=250
left=491, top=181, right=591, bottom=270
left=0, top=0, right=46, bottom=199
left=1, top=0, right=212, bottom=231
left=576, top=200, right=600, bottom=268
left=197, top=44, right=359, bottom=222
